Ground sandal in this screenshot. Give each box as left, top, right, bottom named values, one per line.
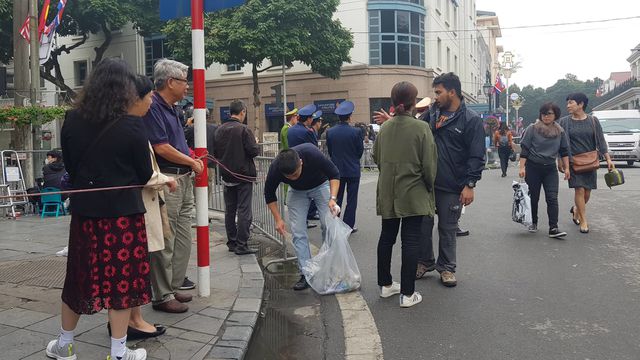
left=580, top=227, right=590, bottom=234
left=415, top=263, right=436, bottom=279
left=570, top=206, right=580, bottom=225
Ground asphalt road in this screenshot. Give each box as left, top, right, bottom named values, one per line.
left=344, top=164, right=640, bottom=360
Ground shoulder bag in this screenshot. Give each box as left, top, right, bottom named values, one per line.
left=570, top=116, right=600, bottom=174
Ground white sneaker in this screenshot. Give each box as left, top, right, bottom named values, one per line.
left=380, top=281, right=401, bottom=298
left=56, top=246, right=68, bottom=257
left=400, top=292, right=423, bottom=308
left=106, top=348, right=147, bottom=360
left=45, top=339, right=77, bottom=360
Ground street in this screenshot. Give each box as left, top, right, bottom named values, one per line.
left=263, top=164, right=640, bottom=359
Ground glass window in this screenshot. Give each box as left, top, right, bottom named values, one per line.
left=369, top=10, right=425, bottom=68
left=397, top=43, right=410, bottom=65
left=227, top=64, right=242, bottom=72
left=381, top=43, right=396, bottom=65
left=411, top=44, right=421, bottom=66
left=410, top=13, right=420, bottom=35
left=397, top=11, right=410, bottom=34
left=74, top=61, right=88, bottom=86
left=144, top=35, right=169, bottom=77
left=381, top=10, right=395, bottom=33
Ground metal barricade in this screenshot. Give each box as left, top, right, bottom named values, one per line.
left=208, top=156, right=296, bottom=269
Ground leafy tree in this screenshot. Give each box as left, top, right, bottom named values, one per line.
left=1, top=0, right=163, bottom=99
left=0, top=0, right=11, bottom=63
left=164, top=0, right=353, bottom=137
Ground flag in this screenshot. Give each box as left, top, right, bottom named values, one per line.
left=19, top=17, right=30, bottom=43
left=40, top=0, right=68, bottom=65
left=44, top=0, right=67, bottom=37
left=494, top=74, right=506, bottom=93
left=38, top=0, right=51, bottom=41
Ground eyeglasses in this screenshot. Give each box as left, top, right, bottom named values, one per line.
left=171, top=77, right=189, bottom=84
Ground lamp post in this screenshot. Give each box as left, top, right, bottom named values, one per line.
left=500, top=51, right=517, bottom=127
left=482, top=82, right=493, bottom=113
left=511, top=94, right=524, bottom=134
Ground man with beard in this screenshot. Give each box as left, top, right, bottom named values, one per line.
left=415, top=73, right=485, bottom=287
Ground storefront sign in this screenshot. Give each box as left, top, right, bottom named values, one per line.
left=265, top=103, right=295, bottom=117
left=219, top=107, right=230, bottom=120
left=314, top=99, right=345, bottom=114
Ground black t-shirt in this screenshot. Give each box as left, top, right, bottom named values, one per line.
left=264, top=143, right=340, bottom=203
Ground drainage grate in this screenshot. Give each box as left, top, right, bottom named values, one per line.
left=0, top=256, right=67, bottom=288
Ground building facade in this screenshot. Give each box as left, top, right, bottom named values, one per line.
left=205, top=0, right=501, bottom=137
left=593, top=44, right=640, bottom=111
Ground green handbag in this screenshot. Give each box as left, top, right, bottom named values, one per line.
left=604, top=169, right=625, bottom=189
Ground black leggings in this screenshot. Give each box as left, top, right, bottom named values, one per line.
left=498, top=146, right=511, bottom=175
left=525, top=161, right=559, bottom=228
left=377, top=216, right=423, bottom=296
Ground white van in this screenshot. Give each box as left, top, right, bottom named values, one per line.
left=592, top=109, right=640, bottom=166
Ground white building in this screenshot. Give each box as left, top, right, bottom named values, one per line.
left=593, top=44, right=640, bottom=111
left=5, top=0, right=502, bottom=140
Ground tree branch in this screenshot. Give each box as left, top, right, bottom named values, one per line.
left=257, top=64, right=279, bottom=73
left=93, top=23, right=113, bottom=67
left=40, top=69, right=76, bottom=100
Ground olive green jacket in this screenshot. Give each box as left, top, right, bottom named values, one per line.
left=373, top=115, right=437, bottom=219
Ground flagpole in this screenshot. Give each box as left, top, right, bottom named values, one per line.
left=29, top=0, right=40, bottom=106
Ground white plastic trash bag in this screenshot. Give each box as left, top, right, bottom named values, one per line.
left=302, top=215, right=361, bottom=295
left=512, top=181, right=533, bottom=227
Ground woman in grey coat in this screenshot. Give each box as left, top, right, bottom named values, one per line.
left=557, top=93, right=614, bottom=233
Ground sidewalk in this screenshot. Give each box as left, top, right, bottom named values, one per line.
left=0, top=214, right=265, bottom=360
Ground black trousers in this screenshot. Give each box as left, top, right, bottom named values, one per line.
left=377, top=216, right=424, bottom=296
left=337, top=177, right=360, bottom=228
left=525, top=161, right=559, bottom=229
left=498, top=146, right=511, bottom=176
left=223, top=182, right=253, bottom=250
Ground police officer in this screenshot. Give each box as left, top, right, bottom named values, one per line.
left=280, top=108, right=299, bottom=151
left=287, top=104, right=318, bottom=148
left=326, top=101, right=364, bottom=231
left=287, top=104, right=320, bottom=225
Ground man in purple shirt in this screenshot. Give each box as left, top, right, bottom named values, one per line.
left=143, top=59, right=204, bottom=313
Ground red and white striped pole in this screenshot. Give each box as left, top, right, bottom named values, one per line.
left=191, top=0, right=210, bottom=297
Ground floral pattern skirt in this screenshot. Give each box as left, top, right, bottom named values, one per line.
left=62, top=214, right=151, bottom=314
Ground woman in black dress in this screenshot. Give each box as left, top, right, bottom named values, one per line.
left=558, top=93, right=614, bottom=234
left=46, top=58, right=152, bottom=360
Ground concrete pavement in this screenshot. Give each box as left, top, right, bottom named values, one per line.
left=0, top=214, right=265, bottom=360
left=347, top=165, right=640, bottom=359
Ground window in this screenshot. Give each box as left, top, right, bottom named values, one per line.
left=446, top=47, right=450, bottom=71
left=74, top=60, right=88, bottom=87
left=144, top=35, right=169, bottom=77
left=369, top=10, right=425, bottom=67
left=437, top=38, right=442, bottom=67
left=226, top=64, right=242, bottom=72
left=454, top=55, right=458, bottom=74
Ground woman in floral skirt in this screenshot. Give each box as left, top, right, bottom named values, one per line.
left=46, top=58, right=153, bottom=360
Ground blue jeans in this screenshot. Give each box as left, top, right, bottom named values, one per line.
left=288, top=181, right=330, bottom=271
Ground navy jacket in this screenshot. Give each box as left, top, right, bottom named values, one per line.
left=287, top=123, right=317, bottom=148
left=326, top=122, right=364, bottom=178
left=427, top=101, right=486, bottom=194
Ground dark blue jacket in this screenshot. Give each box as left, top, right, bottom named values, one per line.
left=287, top=123, right=317, bottom=148
left=427, top=100, right=486, bottom=194
left=326, top=122, right=364, bottom=178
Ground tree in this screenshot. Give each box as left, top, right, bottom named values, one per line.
left=0, top=0, right=163, bottom=99
left=0, top=0, right=11, bottom=63
left=164, top=0, right=354, bottom=137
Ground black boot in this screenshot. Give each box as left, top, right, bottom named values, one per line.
left=292, top=275, right=309, bottom=291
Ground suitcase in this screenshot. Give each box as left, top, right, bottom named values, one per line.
left=604, top=169, right=625, bottom=189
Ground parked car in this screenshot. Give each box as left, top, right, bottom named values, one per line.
left=592, top=109, right=640, bottom=166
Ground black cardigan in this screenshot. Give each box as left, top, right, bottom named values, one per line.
left=61, top=110, right=153, bottom=218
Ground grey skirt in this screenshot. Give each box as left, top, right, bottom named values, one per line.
left=568, top=166, right=597, bottom=190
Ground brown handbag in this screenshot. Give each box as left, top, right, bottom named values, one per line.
left=570, top=116, right=601, bottom=174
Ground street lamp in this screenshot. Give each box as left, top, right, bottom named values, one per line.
left=499, top=51, right=518, bottom=127
left=511, top=94, right=524, bottom=134
left=482, top=82, right=493, bottom=113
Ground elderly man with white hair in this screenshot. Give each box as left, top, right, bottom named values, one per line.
left=143, top=59, right=204, bottom=313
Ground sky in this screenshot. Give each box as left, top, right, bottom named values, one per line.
left=475, top=0, right=640, bottom=89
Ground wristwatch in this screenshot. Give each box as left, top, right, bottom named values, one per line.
left=330, top=195, right=337, bottom=200
left=466, top=181, right=476, bottom=189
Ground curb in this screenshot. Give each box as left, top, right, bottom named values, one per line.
left=206, top=254, right=264, bottom=360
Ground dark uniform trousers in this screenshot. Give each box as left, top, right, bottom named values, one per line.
left=337, top=177, right=360, bottom=228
